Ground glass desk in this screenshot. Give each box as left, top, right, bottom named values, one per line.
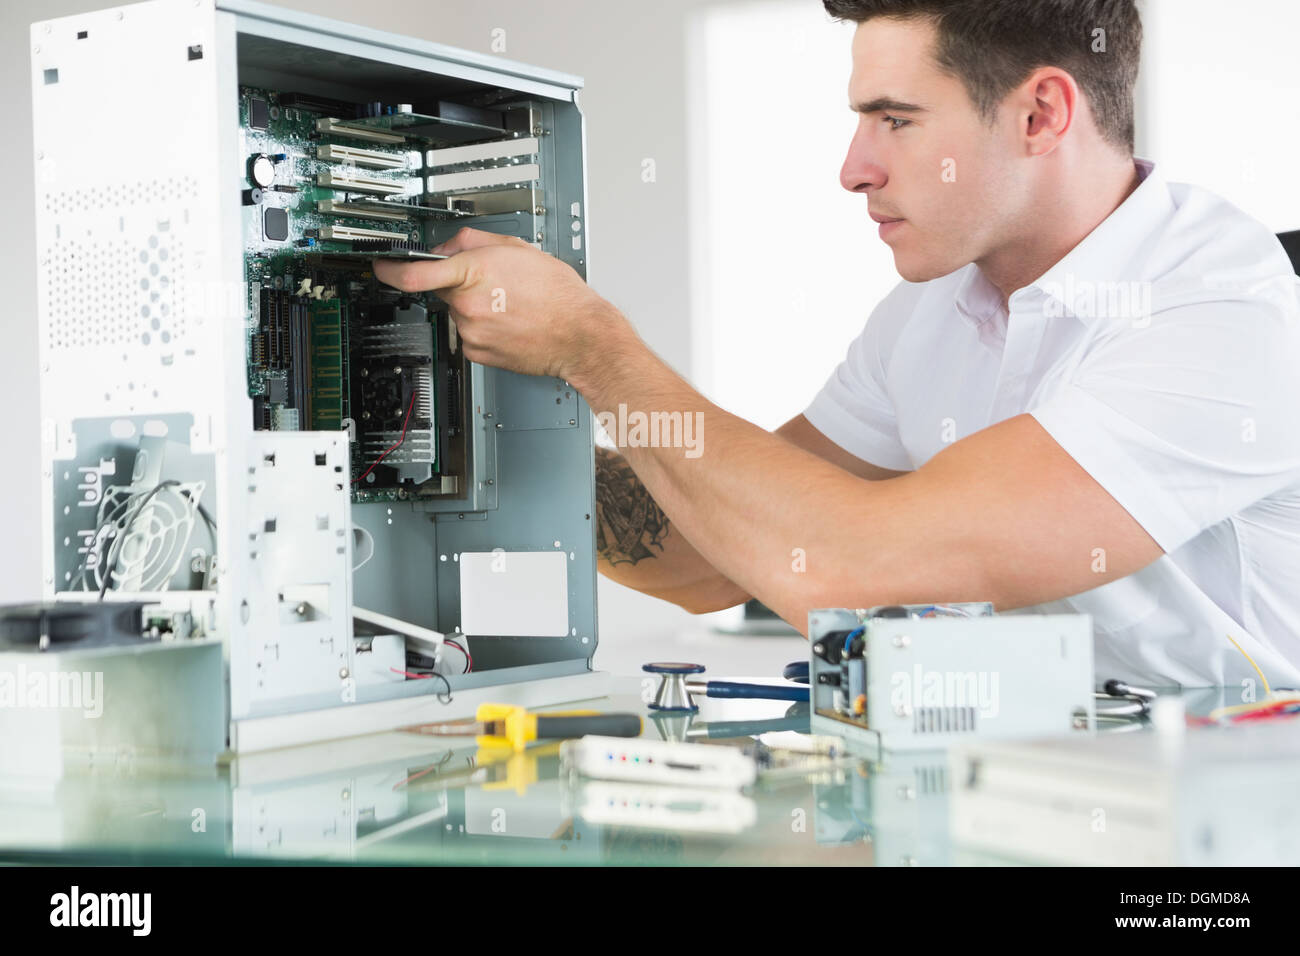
left=0, top=676, right=1240, bottom=866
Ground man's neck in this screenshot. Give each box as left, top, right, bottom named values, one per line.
left=977, top=154, right=1143, bottom=308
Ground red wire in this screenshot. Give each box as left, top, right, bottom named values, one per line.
left=353, top=391, right=418, bottom=484
left=391, top=667, right=432, bottom=680
left=444, top=638, right=473, bottom=673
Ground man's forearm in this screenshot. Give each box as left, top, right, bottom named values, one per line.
left=594, top=446, right=750, bottom=613
left=568, top=311, right=969, bottom=633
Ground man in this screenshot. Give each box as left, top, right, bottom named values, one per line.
left=374, top=0, right=1300, bottom=688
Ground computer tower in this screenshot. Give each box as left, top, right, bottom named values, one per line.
left=28, top=0, right=602, bottom=754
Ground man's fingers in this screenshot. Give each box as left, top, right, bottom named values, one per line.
left=371, top=255, right=470, bottom=293
left=430, top=226, right=520, bottom=255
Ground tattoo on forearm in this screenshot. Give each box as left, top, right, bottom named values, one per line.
left=594, top=448, right=671, bottom=566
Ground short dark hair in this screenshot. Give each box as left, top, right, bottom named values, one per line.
left=823, top=0, right=1141, bottom=152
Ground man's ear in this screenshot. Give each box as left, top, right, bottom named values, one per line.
left=1016, top=66, right=1079, bottom=156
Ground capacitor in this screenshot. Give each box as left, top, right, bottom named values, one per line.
left=248, top=154, right=276, bottom=188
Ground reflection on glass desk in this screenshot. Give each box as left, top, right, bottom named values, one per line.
left=0, top=679, right=1263, bottom=866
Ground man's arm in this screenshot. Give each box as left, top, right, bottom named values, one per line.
left=372, top=230, right=1164, bottom=636
left=594, top=416, right=908, bottom=614
left=571, top=324, right=1163, bottom=635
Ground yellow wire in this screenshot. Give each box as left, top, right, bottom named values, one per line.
left=1202, top=633, right=1300, bottom=721
left=1225, top=632, right=1272, bottom=698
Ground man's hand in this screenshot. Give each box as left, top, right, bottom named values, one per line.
left=370, top=228, right=634, bottom=382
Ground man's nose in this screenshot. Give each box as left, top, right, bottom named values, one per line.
left=840, top=127, right=887, bottom=194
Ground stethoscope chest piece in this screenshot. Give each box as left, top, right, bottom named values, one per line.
left=643, top=661, right=706, bottom=712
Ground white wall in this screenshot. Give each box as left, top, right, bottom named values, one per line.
left=687, top=0, right=899, bottom=429
left=1137, top=0, right=1300, bottom=232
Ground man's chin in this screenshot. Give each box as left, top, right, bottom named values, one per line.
left=891, top=249, right=962, bottom=284
left=892, top=257, right=943, bottom=284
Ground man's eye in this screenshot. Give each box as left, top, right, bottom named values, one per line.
left=885, top=115, right=911, bottom=131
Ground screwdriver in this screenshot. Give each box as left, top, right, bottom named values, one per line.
left=398, top=702, right=643, bottom=751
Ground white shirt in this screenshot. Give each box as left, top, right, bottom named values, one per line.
left=805, top=159, right=1300, bottom=689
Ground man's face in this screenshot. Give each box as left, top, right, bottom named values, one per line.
left=841, top=17, right=1024, bottom=281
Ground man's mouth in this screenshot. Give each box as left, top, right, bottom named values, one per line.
left=870, top=212, right=905, bottom=239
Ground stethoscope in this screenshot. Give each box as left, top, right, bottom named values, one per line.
left=1094, top=679, right=1158, bottom=726
left=643, top=661, right=810, bottom=712
left=642, top=661, right=810, bottom=742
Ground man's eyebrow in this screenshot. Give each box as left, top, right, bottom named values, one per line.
left=851, top=97, right=928, bottom=114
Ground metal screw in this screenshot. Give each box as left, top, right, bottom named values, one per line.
left=495, top=422, right=503, bottom=429
left=534, top=205, right=545, bottom=215
left=339, top=667, right=349, bottom=679
left=535, top=231, right=544, bottom=242
left=393, top=365, right=402, bottom=374
left=568, top=419, right=576, bottom=426
left=295, top=603, right=307, bottom=616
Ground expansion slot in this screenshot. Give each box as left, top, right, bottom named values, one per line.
left=426, top=163, right=540, bottom=195
left=425, top=137, right=539, bottom=168
left=316, top=117, right=406, bottom=145
left=315, top=199, right=411, bottom=223
left=317, top=143, right=409, bottom=170
left=259, top=286, right=283, bottom=370
left=318, top=224, right=412, bottom=242
left=317, top=169, right=410, bottom=197
left=288, top=298, right=310, bottom=421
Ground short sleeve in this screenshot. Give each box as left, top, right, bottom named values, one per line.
left=803, top=282, right=917, bottom=471
left=1030, top=295, right=1300, bottom=553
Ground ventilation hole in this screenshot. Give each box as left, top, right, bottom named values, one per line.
left=187, top=44, right=203, bottom=60
left=43, top=68, right=58, bottom=85
left=77, top=30, right=88, bottom=39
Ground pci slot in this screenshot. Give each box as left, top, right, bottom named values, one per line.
left=315, top=200, right=411, bottom=223
left=426, top=163, right=540, bottom=195
left=288, top=297, right=310, bottom=420
left=317, top=169, right=410, bottom=197
left=317, top=143, right=409, bottom=170
left=259, top=286, right=282, bottom=370
left=425, top=136, right=539, bottom=168
left=316, top=117, right=406, bottom=145
left=319, top=224, right=412, bottom=242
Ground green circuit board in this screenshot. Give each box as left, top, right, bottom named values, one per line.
left=240, top=87, right=462, bottom=503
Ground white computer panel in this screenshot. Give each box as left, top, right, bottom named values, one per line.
left=31, top=0, right=243, bottom=598
left=238, top=432, right=354, bottom=715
